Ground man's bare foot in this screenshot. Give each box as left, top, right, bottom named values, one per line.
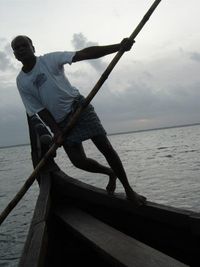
left=126, top=188, right=146, bottom=207
left=106, top=174, right=117, bottom=194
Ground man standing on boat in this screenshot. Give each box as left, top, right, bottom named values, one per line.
left=11, top=35, right=146, bottom=206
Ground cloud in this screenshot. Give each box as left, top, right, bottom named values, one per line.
left=66, top=44, right=200, bottom=134
left=94, top=81, right=200, bottom=133
left=0, top=40, right=16, bottom=72
left=71, top=33, right=107, bottom=72
left=0, top=51, right=13, bottom=71
left=0, top=38, right=27, bottom=146
left=190, top=52, right=200, bottom=62
left=0, top=82, right=29, bottom=147
left=91, top=50, right=200, bottom=132
left=71, top=33, right=98, bottom=49
left=1, top=35, right=200, bottom=146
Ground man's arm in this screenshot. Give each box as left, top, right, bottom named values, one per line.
left=38, top=108, right=63, bottom=145
left=72, top=38, right=134, bottom=62
left=38, top=109, right=60, bottom=133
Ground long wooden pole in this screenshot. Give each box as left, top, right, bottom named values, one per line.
left=0, top=0, right=162, bottom=225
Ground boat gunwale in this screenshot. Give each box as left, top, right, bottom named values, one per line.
left=52, top=170, right=200, bottom=234
left=18, top=172, right=51, bottom=267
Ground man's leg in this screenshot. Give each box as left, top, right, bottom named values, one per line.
left=63, top=142, right=117, bottom=193
left=91, top=134, right=146, bottom=205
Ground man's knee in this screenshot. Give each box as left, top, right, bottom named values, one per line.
left=92, top=135, right=116, bottom=155
left=66, top=152, right=85, bottom=168
left=63, top=143, right=87, bottom=168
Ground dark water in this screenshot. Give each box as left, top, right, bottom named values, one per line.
left=0, top=125, right=200, bottom=266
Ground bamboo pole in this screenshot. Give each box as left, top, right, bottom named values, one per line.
left=0, top=0, right=162, bottom=225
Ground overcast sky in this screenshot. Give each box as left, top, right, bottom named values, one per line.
left=1, top=0, right=200, bottom=146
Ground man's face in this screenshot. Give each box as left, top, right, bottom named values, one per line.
left=11, top=36, right=35, bottom=62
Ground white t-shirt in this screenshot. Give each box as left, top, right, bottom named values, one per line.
left=16, top=51, right=80, bottom=122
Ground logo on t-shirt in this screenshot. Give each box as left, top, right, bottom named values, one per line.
left=33, top=73, right=47, bottom=89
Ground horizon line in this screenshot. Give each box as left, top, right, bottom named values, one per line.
left=1, top=122, right=200, bottom=149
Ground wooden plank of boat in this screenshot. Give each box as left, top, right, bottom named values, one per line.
left=52, top=170, right=199, bottom=229
left=55, top=205, right=188, bottom=267
left=51, top=170, right=200, bottom=266
left=18, top=172, right=51, bottom=267
left=17, top=168, right=200, bottom=266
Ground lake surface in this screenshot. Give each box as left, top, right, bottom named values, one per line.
left=0, top=125, right=200, bottom=266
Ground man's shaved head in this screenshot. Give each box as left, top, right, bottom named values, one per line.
left=11, top=35, right=33, bottom=49
left=11, top=35, right=35, bottom=64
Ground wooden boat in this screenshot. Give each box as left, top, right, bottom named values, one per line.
left=18, top=116, right=200, bottom=267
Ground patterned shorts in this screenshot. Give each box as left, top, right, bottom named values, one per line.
left=58, top=95, right=106, bottom=147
